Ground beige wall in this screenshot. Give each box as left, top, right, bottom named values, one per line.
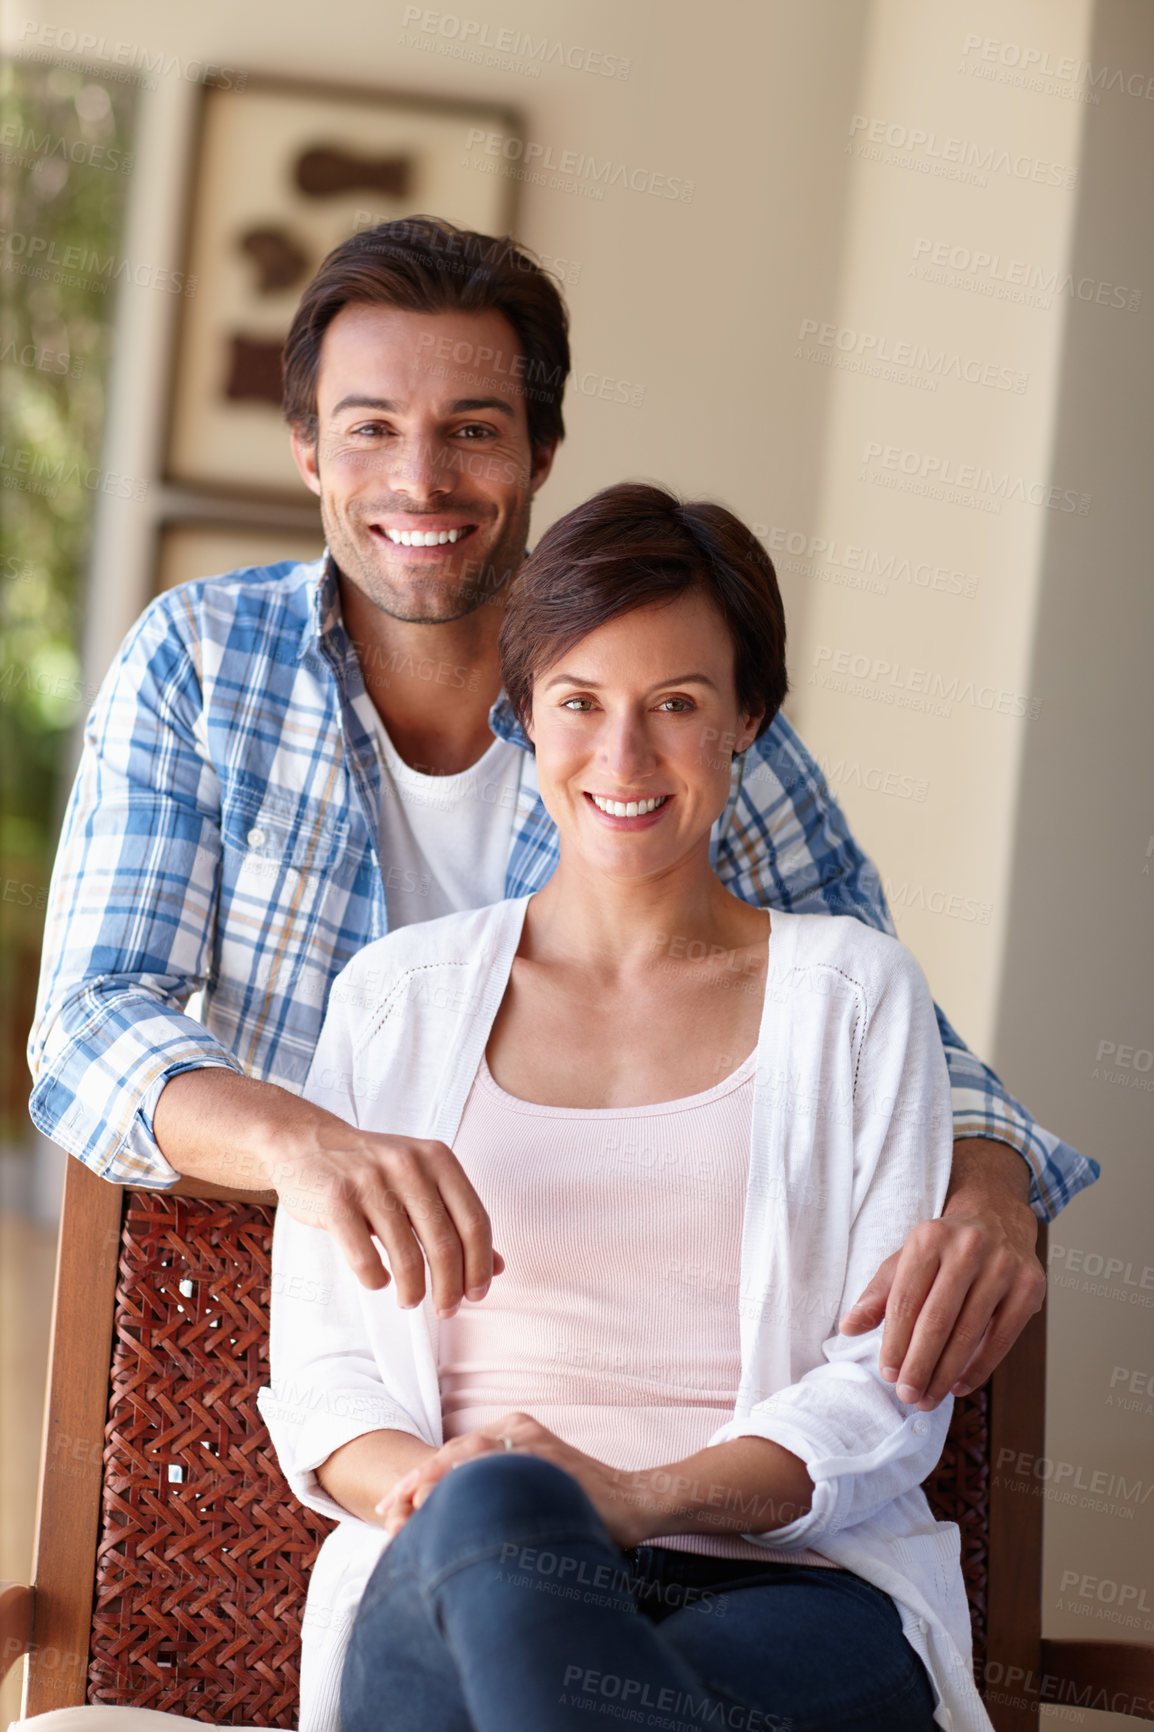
left=993, top=0, right=1154, bottom=1709
left=4, top=1, right=1150, bottom=1726
left=791, top=0, right=1091, bottom=1054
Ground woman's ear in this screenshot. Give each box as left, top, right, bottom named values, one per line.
left=734, top=707, right=766, bottom=755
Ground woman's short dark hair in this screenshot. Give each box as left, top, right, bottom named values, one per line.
left=283, top=215, right=570, bottom=453
left=500, top=483, right=788, bottom=744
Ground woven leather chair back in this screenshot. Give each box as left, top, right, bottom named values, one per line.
left=88, top=1193, right=331, bottom=1725
left=87, top=1191, right=988, bottom=1724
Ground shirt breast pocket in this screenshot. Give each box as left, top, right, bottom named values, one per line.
left=221, top=786, right=351, bottom=884
left=216, top=786, right=358, bottom=1015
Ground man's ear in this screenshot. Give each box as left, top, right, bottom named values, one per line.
left=529, top=439, right=559, bottom=497
left=289, top=425, right=322, bottom=498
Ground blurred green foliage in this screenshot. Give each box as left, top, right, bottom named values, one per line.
left=0, top=57, right=138, bottom=1137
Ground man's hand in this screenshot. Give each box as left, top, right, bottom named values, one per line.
left=839, top=1138, right=1045, bottom=1410
left=271, top=1129, right=505, bottom=1313
left=154, top=1068, right=503, bottom=1312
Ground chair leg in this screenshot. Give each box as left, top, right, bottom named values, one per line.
left=25, top=1164, right=122, bottom=1717
left=985, top=1287, right=1047, bottom=1731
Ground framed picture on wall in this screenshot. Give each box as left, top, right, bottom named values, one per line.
left=154, top=520, right=326, bottom=596
left=165, top=75, right=521, bottom=501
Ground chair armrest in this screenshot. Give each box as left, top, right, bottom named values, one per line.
left=1041, top=1638, right=1154, bottom=1721
left=0, top=1582, right=33, bottom=1682
left=171, top=1176, right=277, bottom=1206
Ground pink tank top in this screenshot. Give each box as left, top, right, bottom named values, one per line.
left=439, top=1050, right=835, bottom=1566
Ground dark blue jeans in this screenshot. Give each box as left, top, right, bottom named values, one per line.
left=340, top=1453, right=938, bottom=1731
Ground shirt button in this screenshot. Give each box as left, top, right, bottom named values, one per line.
left=247, top=826, right=266, bottom=848
left=912, top=1418, right=929, bottom=1435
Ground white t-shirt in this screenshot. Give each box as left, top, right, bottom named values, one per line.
left=356, top=694, right=523, bottom=928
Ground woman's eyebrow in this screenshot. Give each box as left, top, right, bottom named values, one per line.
left=542, top=671, right=719, bottom=691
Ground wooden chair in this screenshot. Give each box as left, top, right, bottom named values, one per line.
left=3, top=1160, right=1152, bottom=1728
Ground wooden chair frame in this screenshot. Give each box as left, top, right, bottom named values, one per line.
left=3, top=1159, right=1152, bottom=1727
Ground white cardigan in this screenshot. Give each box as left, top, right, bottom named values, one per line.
left=260, top=898, right=992, bottom=1732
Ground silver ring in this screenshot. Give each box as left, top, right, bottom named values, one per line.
left=498, top=1434, right=515, bottom=1452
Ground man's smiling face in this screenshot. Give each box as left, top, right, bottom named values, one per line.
left=291, top=303, right=556, bottom=624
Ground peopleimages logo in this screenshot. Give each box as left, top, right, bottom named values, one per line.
left=0, top=120, right=133, bottom=174
left=846, top=113, right=1078, bottom=189
left=0, top=229, right=194, bottom=296
left=911, top=238, right=1142, bottom=314
left=753, top=523, right=979, bottom=601
left=17, top=20, right=247, bottom=89
left=961, top=33, right=1154, bottom=101
left=0, top=444, right=147, bottom=500
left=0, top=338, right=80, bottom=376
left=797, top=318, right=1028, bottom=393
left=463, top=129, right=695, bottom=201
left=810, top=644, right=1041, bottom=721
left=860, top=440, right=1091, bottom=515
left=884, top=878, right=992, bottom=925
left=400, top=7, right=631, bottom=78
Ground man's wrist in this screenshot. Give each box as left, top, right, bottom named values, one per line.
left=944, top=1137, right=1040, bottom=1264
left=947, top=1135, right=1032, bottom=1207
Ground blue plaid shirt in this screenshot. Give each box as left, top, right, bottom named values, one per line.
left=29, top=557, right=1097, bottom=1217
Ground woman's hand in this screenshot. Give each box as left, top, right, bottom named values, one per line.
left=375, top=1411, right=645, bottom=1545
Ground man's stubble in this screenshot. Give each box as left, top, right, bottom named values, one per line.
left=317, top=463, right=533, bottom=626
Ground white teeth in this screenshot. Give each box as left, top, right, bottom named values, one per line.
left=589, top=794, right=668, bottom=817
left=383, top=527, right=466, bottom=547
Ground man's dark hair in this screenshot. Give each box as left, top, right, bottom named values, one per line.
left=500, top=483, right=788, bottom=744
left=282, top=215, right=570, bottom=452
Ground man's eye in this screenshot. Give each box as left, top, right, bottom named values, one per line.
left=456, top=423, right=495, bottom=438
left=349, top=422, right=388, bottom=438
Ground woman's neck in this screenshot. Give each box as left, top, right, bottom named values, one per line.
left=522, top=849, right=768, bottom=980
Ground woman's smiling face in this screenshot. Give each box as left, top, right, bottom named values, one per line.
left=527, top=588, right=765, bottom=880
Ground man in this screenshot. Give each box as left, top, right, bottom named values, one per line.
left=29, top=216, right=1096, bottom=1413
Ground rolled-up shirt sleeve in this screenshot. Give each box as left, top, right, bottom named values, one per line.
left=712, top=940, right=956, bottom=1550
left=27, top=592, right=241, bottom=1185
left=726, top=715, right=1099, bottom=1222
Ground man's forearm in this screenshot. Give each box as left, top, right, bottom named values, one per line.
left=153, top=1067, right=339, bottom=1195
left=946, top=1136, right=1033, bottom=1221
left=155, top=1065, right=504, bottom=1305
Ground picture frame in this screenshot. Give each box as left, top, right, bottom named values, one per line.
left=164, top=73, right=521, bottom=501
left=154, top=519, right=326, bottom=596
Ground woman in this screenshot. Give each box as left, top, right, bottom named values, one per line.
left=261, top=484, right=991, bottom=1732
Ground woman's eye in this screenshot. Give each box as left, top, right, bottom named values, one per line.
left=657, top=697, right=693, bottom=712
left=561, top=696, right=594, bottom=711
